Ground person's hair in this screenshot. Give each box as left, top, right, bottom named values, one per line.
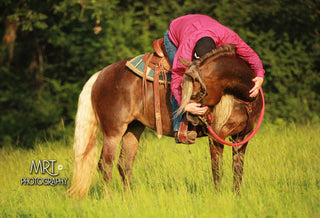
left=193, top=37, right=216, bottom=60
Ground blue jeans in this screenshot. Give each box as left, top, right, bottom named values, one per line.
left=164, top=30, right=177, bottom=64
left=164, top=30, right=182, bottom=132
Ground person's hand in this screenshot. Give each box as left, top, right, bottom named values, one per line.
left=184, top=102, right=208, bottom=115
left=249, top=77, right=264, bottom=98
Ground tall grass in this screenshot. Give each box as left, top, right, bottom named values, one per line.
left=0, top=123, right=319, bottom=217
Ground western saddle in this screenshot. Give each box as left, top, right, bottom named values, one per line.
left=142, top=38, right=197, bottom=144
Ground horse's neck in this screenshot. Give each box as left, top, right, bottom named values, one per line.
left=205, top=57, right=255, bottom=102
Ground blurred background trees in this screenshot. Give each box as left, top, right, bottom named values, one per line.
left=0, top=0, right=319, bottom=147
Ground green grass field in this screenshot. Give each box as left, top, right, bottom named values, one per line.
left=0, top=123, right=319, bottom=217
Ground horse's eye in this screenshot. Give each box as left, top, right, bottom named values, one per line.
left=191, top=93, right=199, bottom=99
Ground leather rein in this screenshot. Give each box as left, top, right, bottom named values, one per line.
left=192, top=63, right=265, bottom=147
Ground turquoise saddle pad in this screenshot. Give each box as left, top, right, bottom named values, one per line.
left=126, top=54, right=171, bottom=84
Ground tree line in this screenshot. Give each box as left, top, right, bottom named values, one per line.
left=0, top=0, right=319, bottom=147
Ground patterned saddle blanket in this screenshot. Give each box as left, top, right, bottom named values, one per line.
left=126, top=53, right=171, bottom=84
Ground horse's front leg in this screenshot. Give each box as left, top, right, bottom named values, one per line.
left=232, top=142, right=248, bottom=195
left=209, top=138, right=224, bottom=191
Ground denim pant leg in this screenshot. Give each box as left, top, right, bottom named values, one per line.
left=172, top=95, right=183, bottom=132
left=164, top=30, right=182, bottom=132
left=163, top=30, right=177, bottom=66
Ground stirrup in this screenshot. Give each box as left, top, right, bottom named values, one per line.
left=175, top=114, right=197, bottom=144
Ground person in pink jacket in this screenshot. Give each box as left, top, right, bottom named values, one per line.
left=163, top=14, right=265, bottom=142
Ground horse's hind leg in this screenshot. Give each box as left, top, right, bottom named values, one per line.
left=209, top=138, right=224, bottom=191
left=118, top=121, right=145, bottom=191
left=98, top=125, right=127, bottom=191
left=232, top=142, right=248, bottom=195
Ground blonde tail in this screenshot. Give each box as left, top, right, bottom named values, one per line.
left=67, top=71, right=101, bottom=198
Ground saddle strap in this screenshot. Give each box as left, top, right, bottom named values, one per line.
left=178, top=114, right=188, bottom=142
left=139, top=39, right=171, bottom=139
left=153, top=65, right=163, bottom=139
left=142, top=53, right=154, bottom=112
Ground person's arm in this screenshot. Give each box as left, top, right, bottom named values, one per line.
left=232, top=36, right=265, bottom=97
left=233, top=36, right=265, bottom=77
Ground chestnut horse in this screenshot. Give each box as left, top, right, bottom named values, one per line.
left=67, top=44, right=263, bottom=198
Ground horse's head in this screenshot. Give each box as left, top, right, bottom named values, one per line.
left=177, top=44, right=242, bottom=114
left=177, top=44, right=261, bottom=140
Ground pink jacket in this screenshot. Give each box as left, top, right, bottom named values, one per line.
left=169, top=14, right=265, bottom=105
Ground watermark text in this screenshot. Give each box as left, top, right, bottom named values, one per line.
left=21, top=160, right=68, bottom=186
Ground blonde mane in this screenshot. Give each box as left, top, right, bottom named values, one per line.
left=211, top=94, right=235, bottom=133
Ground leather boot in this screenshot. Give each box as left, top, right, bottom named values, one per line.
left=174, top=130, right=197, bottom=144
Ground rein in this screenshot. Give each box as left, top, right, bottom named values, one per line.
left=199, top=87, right=265, bottom=147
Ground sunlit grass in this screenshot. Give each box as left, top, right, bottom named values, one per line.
left=0, top=123, right=319, bottom=217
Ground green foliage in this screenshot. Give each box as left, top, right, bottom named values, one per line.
left=0, top=0, right=319, bottom=146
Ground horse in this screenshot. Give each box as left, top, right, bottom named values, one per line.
left=67, top=44, right=264, bottom=198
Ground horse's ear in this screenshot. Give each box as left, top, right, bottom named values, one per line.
left=178, top=58, right=192, bottom=67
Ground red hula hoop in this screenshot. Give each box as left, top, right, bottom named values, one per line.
left=206, top=87, right=265, bottom=147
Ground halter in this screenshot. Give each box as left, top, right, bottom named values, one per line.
left=190, top=62, right=208, bottom=103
